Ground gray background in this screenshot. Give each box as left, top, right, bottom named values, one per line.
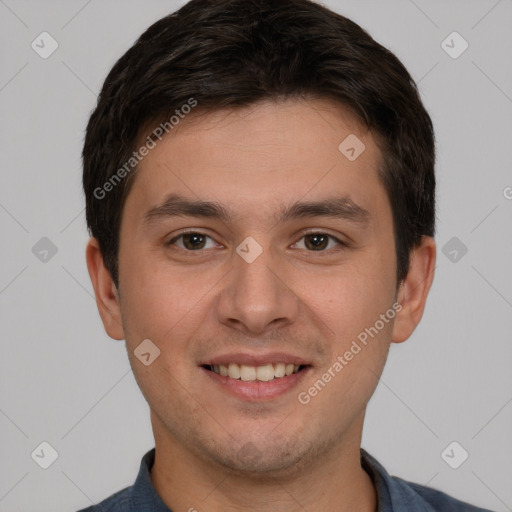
left=1, top=0, right=511, bottom=510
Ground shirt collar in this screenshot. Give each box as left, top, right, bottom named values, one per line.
left=361, top=448, right=434, bottom=512
left=131, top=449, right=171, bottom=510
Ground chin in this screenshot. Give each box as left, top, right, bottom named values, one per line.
left=206, top=434, right=314, bottom=478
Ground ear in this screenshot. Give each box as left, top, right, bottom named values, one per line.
left=391, top=236, right=436, bottom=344
left=85, top=237, right=125, bottom=340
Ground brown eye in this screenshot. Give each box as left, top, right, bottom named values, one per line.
left=182, top=233, right=206, bottom=250
left=293, top=233, right=344, bottom=251
left=168, top=232, right=217, bottom=250
left=304, top=234, right=329, bottom=250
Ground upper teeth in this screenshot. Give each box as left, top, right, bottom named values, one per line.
left=211, top=363, right=300, bottom=381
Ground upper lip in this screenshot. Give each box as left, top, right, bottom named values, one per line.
left=200, top=352, right=310, bottom=367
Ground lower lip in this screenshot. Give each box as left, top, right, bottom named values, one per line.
left=200, top=366, right=311, bottom=401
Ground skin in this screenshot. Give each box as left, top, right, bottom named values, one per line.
left=86, top=98, right=436, bottom=512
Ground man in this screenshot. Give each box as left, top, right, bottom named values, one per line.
left=79, top=0, right=492, bottom=510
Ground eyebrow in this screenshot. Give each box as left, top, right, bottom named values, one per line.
left=143, top=193, right=370, bottom=226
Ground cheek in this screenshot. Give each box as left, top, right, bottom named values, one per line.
left=302, top=259, right=396, bottom=347
left=119, top=254, right=216, bottom=348
left=297, top=266, right=395, bottom=422
left=119, top=263, right=210, bottom=406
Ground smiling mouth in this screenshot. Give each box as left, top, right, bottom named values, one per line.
left=202, top=363, right=310, bottom=382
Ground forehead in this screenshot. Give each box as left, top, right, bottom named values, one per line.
left=124, top=98, right=388, bottom=225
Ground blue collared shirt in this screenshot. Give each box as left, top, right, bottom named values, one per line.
left=77, top=448, right=494, bottom=511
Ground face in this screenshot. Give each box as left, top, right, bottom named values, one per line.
left=94, top=99, right=412, bottom=476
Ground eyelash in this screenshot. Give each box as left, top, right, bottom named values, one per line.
left=167, top=230, right=348, bottom=252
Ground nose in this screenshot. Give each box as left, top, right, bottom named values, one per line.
left=214, top=241, right=300, bottom=335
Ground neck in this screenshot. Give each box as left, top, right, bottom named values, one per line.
left=150, top=415, right=377, bottom=512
